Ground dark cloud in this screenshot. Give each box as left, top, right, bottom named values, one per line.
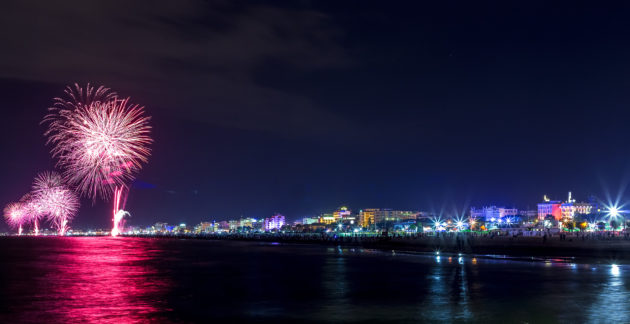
left=0, top=0, right=357, bottom=140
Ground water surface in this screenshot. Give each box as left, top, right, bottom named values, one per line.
left=0, top=237, right=626, bottom=322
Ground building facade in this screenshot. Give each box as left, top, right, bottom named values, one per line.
left=333, top=206, right=352, bottom=222
left=359, top=209, right=377, bottom=227
left=302, top=217, right=319, bottom=225
left=538, top=193, right=595, bottom=221
left=318, top=213, right=336, bottom=224
left=360, top=208, right=419, bottom=226
left=264, top=214, right=285, bottom=231
left=470, top=206, right=518, bottom=221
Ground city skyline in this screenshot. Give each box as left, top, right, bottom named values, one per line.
left=2, top=190, right=617, bottom=233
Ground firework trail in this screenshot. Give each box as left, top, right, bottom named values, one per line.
left=43, top=84, right=152, bottom=236
left=32, top=171, right=79, bottom=235
left=3, top=202, right=26, bottom=235
left=113, top=209, right=131, bottom=236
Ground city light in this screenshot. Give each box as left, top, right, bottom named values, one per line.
left=607, top=206, right=620, bottom=218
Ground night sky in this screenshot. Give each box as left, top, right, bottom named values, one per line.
left=2, top=1, right=630, bottom=229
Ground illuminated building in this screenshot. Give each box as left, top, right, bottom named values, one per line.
left=559, top=192, right=594, bottom=220
left=302, top=217, right=319, bottom=225
left=359, top=209, right=377, bottom=227
left=319, top=213, right=336, bottom=224
left=217, top=221, right=229, bottom=230
left=194, top=222, right=213, bottom=233
left=174, top=223, right=191, bottom=234
left=518, top=210, right=538, bottom=222
left=360, top=208, right=420, bottom=225
left=239, top=218, right=257, bottom=228
left=539, top=193, right=595, bottom=221
left=333, top=206, right=352, bottom=222
left=263, top=214, right=285, bottom=231
left=470, top=206, right=518, bottom=221
left=538, top=202, right=562, bottom=220
left=153, top=222, right=168, bottom=233
left=228, top=220, right=239, bottom=230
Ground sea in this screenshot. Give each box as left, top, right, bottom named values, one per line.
left=0, top=236, right=627, bottom=323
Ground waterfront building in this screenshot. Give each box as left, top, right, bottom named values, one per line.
left=228, top=220, right=239, bottom=230
left=560, top=202, right=594, bottom=219
left=302, top=217, right=319, bottom=225
left=239, top=218, right=258, bottom=228
left=360, top=208, right=420, bottom=226
left=537, top=195, right=563, bottom=220
left=319, top=213, right=336, bottom=224
left=333, top=206, right=352, bottom=222
left=174, top=223, right=191, bottom=234
left=470, top=206, right=518, bottom=221
left=153, top=222, right=168, bottom=233
left=264, top=214, right=285, bottom=231
left=359, top=209, right=377, bottom=227
left=559, top=192, right=595, bottom=220
left=519, top=210, right=538, bottom=218
left=217, top=221, right=229, bottom=230
left=538, top=193, right=595, bottom=221
left=195, top=222, right=213, bottom=234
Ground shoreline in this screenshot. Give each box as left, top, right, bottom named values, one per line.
left=109, top=233, right=630, bottom=261
left=5, top=233, right=630, bottom=262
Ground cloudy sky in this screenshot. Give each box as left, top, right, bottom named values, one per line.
left=2, top=1, right=630, bottom=228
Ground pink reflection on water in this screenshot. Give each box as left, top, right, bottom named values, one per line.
left=40, top=237, right=172, bottom=323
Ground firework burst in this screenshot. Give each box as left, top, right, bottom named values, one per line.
left=19, top=193, right=45, bottom=235
left=43, top=84, right=152, bottom=236
left=3, top=202, right=26, bottom=235
left=43, top=85, right=152, bottom=201
left=31, top=171, right=79, bottom=235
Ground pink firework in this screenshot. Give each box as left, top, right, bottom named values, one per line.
left=32, top=171, right=80, bottom=235
left=19, top=193, right=45, bottom=235
left=48, top=83, right=116, bottom=111
left=3, top=202, right=27, bottom=235
left=43, top=84, right=151, bottom=236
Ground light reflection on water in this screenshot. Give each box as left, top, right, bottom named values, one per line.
left=0, top=237, right=629, bottom=322
left=2, top=237, right=172, bottom=323
left=587, top=264, right=629, bottom=322
left=45, top=238, right=172, bottom=323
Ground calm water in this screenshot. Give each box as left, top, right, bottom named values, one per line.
left=0, top=237, right=627, bottom=323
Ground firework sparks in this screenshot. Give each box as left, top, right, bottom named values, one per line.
left=43, top=84, right=152, bottom=236
left=113, top=209, right=131, bottom=236
left=19, top=194, right=45, bottom=235
left=3, top=202, right=27, bottom=235
left=31, top=171, right=80, bottom=235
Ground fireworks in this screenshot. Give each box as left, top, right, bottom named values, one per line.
left=2, top=83, right=152, bottom=236
left=43, top=83, right=152, bottom=236
left=19, top=194, right=45, bottom=235
left=31, top=171, right=79, bottom=235
left=3, top=202, right=27, bottom=234
left=43, top=85, right=152, bottom=201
